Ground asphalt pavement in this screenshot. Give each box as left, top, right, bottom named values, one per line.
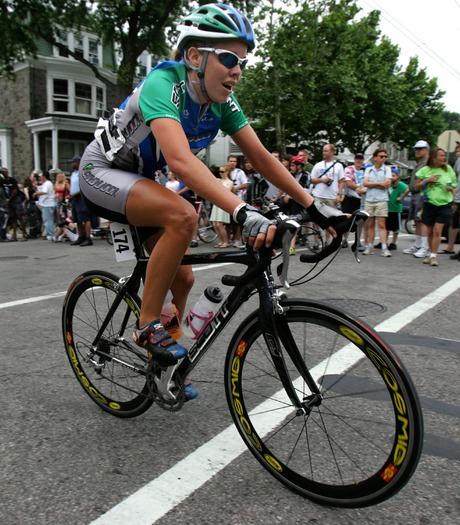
left=0, top=231, right=459, bottom=525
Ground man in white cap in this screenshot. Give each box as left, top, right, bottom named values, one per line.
left=403, top=140, right=430, bottom=257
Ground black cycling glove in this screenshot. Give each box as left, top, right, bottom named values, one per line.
left=306, top=200, right=346, bottom=229
left=235, top=204, right=276, bottom=238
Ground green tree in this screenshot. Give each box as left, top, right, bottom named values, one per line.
left=236, top=0, right=445, bottom=157
left=0, top=0, right=259, bottom=98
left=442, top=110, right=460, bottom=131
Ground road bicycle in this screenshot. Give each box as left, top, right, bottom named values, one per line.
left=62, top=207, right=423, bottom=508
left=195, top=198, right=217, bottom=243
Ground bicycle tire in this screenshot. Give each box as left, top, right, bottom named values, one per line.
left=62, top=270, right=153, bottom=418
left=405, top=219, right=415, bottom=235
left=224, top=299, right=423, bottom=507
left=197, top=206, right=217, bottom=243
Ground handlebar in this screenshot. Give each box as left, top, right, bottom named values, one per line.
left=221, top=206, right=368, bottom=289
left=297, top=209, right=369, bottom=264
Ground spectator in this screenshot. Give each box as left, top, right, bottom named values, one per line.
left=0, top=167, right=28, bottom=241
left=210, top=164, right=233, bottom=248
left=403, top=140, right=430, bottom=258
left=0, top=171, right=7, bottom=241
left=53, top=170, right=70, bottom=222
left=342, top=153, right=367, bottom=214
left=54, top=216, right=79, bottom=243
left=228, top=155, right=247, bottom=248
left=362, top=148, right=392, bottom=257
left=165, top=171, right=181, bottom=192
left=69, top=155, right=93, bottom=246
left=310, top=144, right=345, bottom=247
left=245, top=159, right=268, bottom=208
left=414, top=147, right=457, bottom=266
left=23, top=171, right=42, bottom=239
left=311, top=144, right=345, bottom=209
left=445, top=144, right=460, bottom=257
left=297, top=148, right=314, bottom=173
left=385, top=168, right=410, bottom=250
left=33, top=171, right=56, bottom=241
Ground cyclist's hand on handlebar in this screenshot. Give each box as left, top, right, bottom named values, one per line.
left=235, top=204, right=277, bottom=251
left=306, top=199, right=348, bottom=236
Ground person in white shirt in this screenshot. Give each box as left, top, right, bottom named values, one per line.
left=33, top=171, right=56, bottom=241
left=311, top=144, right=345, bottom=208
left=310, top=144, right=345, bottom=247
left=228, top=155, right=248, bottom=247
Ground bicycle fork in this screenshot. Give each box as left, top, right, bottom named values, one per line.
left=259, top=285, right=322, bottom=415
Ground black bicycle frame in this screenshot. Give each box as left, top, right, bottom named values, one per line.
left=91, top=229, right=308, bottom=408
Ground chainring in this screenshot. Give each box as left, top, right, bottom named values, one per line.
left=146, top=362, right=185, bottom=412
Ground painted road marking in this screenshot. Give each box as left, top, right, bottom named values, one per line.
left=86, top=273, right=460, bottom=525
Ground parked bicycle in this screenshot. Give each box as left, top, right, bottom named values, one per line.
left=62, top=207, right=423, bottom=508
left=195, top=198, right=217, bottom=243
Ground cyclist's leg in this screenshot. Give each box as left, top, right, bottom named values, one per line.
left=80, top=146, right=195, bottom=366
left=125, top=179, right=196, bottom=325
left=143, top=231, right=195, bottom=321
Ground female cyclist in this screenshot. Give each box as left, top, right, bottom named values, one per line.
left=79, top=3, right=340, bottom=384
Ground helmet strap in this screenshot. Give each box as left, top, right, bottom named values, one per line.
left=183, top=49, right=212, bottom=103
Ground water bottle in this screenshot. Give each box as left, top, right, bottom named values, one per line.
left=182, top=286, right=224, bottom=339
left=160, top=290, right=182, bottom=340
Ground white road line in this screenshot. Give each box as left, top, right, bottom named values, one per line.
left=0, top=291, right=67, bottom=309
left=87, top=273, right=460, bottom=525
left=0, top=263, right=233, bottom=310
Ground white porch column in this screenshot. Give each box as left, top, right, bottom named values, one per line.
left=32, top=131, right=41, bottom=171
left=52, top=126, right=59, bottom=169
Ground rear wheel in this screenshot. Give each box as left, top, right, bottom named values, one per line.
left=62, top=270, right=152, bottom=418
left=225, top=299, right=423, bottom=507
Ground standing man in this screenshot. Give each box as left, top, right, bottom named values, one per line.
left=311, top=144, right=345, bottom=247
left=362, top=148, right=393, bottom=257
left=403, top=140, right=430, bottom=257
left=228, top=155, right=248, bottom=248
left=311, top=144, right=345, bottom=209
left=68, top=155, right=93, bottom=246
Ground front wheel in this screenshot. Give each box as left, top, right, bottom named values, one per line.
left=224, top=299, right=423, bottom=507
left=62, top=270, right=152, bottom=418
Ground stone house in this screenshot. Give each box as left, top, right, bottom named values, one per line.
left=0, top=28, right=120, bottom=179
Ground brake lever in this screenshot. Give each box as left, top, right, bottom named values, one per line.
left=276, top=218, right=300, bottom=289
left=349, top=212, right=368, bottom=263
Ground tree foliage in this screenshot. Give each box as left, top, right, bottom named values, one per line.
left=236, top=0, right=446, bottom=157
left=0, top=0, right=259, bottom=97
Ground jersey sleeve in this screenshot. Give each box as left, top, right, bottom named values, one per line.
left=214, top=95, right=249, bottom=136
left=138, top=65, right=186, bottom=125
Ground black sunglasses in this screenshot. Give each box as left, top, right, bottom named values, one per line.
left=198, top=48, right=248, bottom=70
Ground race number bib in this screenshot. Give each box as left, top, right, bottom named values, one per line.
left=110, top=222, right=136, bottom=262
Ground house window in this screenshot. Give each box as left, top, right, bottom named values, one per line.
left=55, top=29, right=69, bottom=58
left=75, top=82, right=92, bottom=115
left=89, top=39, right=99, bottom=65
left=96, top=87, right=104, bottom=116
left=53, top=79, right=69, bottom=112
left=50, top=78, right=105, bottom=117
left=74, top=36, right=84, bottom=60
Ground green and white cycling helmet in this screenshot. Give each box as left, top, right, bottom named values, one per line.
left=177, top=3, right=255, bottom=101
left=177, top=3, right=256, bottom=54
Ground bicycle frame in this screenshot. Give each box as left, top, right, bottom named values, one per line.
left=91, top=225, right=309, bottom=408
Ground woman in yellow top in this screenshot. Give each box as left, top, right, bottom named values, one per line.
left=415, top=147, right=457, bottom=266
